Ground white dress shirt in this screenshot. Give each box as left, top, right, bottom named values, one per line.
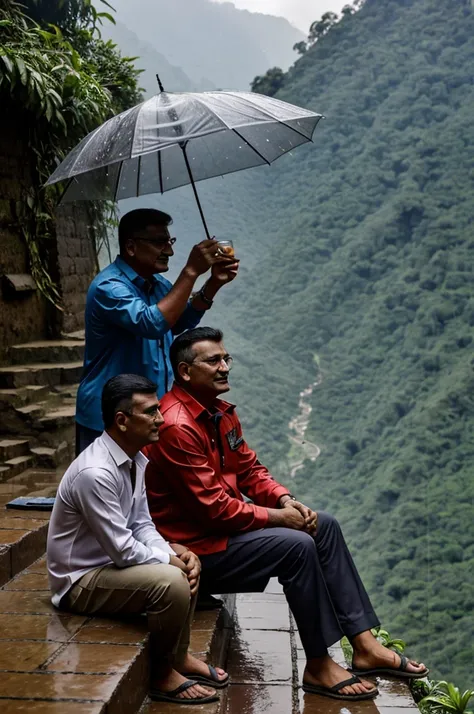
left=47, top=431, right=175, bottom=606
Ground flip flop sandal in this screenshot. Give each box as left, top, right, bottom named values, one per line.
left=302, top=674, right=379, bottom=700
left=149, top=679, right=219, bottom=704
left=351, top=654, right=429, bottom=679
left=181, top=664, right=230, bottom=688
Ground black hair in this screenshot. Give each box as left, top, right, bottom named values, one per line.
left=118, top=208, right=173, bottom=253
left=101, top=374, right=157, bottom=428
left=170, top=327, right=224, bottom=381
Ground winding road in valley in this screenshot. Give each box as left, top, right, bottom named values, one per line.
left=288, top=377, right=322, bottom=478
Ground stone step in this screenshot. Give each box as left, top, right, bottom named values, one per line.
left=2, top=454, right=36, bottom=479
left=0, top=543, right=235, bottom=713
left=38, top=404, right=76, bottom=430
left=10, top=339, right=85, bottom=365
left=16, top=402, right=47, bottom=421
left=0, top=486, right=55, bottom=586
left=30, top=442, right=69, bottom=469
left=63, top=329, right=85, bottom=341
left=0, top=385, right=49, bottom=409
left=0, top=439, right=30, bottom=461
left=0, top=361, right=83, bottom=389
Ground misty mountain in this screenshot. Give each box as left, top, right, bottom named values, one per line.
left=100, top=21, right=198, bottom=96
left=106, top=0, right=304, bottom=90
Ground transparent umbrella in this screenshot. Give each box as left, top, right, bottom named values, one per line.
left=46, top=79, right=323, bottom=238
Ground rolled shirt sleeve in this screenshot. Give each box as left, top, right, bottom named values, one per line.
left=172, top=302, right=206, bottom=335
left=94, top=280, right=171, bottom=339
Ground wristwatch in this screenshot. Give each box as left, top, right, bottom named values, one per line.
left=198, top=283, right=213, bottom=308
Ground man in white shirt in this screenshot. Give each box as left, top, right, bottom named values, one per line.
left=47, top=373, right=228, bottom=705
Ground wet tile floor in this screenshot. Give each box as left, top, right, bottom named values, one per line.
left=219, top=579, right=421, bottom=714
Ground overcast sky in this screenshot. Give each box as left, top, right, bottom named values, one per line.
left=211, top=0, right=345, bottom=32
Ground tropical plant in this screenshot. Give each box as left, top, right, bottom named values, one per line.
left=419, top=681, right=474, bottom=714
left=372, top=626, right=406, bottom=654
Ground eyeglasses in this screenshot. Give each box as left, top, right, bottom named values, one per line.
left=136, top=237, right=176, bottom=248
left=191, top=355, right=234, bottom=370
left=123, top=405, right=162, bottom=419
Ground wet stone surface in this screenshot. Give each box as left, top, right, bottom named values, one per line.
left=223, top=579, right=420, bottom=714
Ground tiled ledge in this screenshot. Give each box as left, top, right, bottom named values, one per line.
left=0, top=509, right=51, bottom=587
left=219, top=582, right=421, bottom=714
left=0, top=468, right=64, bottom=587
left=0, top=555, right=235, bottom=714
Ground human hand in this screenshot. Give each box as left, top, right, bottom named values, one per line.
left=185, top=238, right=236, bottom=278
left=210, top=258, right=240, bottom=285
left=169, top=555, right=188, bottom=573
left=267, top=506, right=305, bottom=530
left=179, top=550, right=201, bottom=596
left=284, top=500, right=318, bottom=534
left=185, top=239, right=220, bottom=277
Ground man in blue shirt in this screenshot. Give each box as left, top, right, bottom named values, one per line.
left=75, top=208, right=238, bottom=454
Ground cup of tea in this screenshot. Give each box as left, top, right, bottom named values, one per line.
left=217, top=239, right=235, bottom=257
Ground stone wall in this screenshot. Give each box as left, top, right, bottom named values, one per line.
left=56, top=204, right=98, bottom=335
left=0, top=106, right=97, bottom=358
left=0, top=108, right=50, bottom=361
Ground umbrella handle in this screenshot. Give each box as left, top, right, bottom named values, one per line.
left=180, top=143, right=212, bottom=241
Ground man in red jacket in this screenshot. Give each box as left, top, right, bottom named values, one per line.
left=145, top=327, right=428, bottom=701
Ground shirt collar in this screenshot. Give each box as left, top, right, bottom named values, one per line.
left=114, top=255, right=160, bottom=291
left=101, top=430, right=148, bottom=469
left=170, top=383, right=235, bottom=420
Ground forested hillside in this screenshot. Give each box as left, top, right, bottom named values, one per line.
left=215, top=0, right=473, bottom=688
left=108, top=0, right=473, bottom=687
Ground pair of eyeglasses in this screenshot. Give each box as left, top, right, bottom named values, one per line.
left=123, top=405, right=162, bottom=418
left=137, top=237, right=177, bottom=247
left=191, top=355, right=234, bottom=370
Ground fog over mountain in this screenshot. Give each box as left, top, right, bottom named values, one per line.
left=211, top=0, right=344, bottom=33
left=106, top=0, right=304, bottom=90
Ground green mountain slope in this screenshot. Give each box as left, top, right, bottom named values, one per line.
left=216, top=0, right=474, bottom=687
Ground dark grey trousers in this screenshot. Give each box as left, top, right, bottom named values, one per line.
left=199, top=512, right=380, bottom=658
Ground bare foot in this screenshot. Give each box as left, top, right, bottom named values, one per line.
left=151, top=667, right=216, bottom=701
left=304, top=655, right=377, bottom=696
left=179, top=653, right=228, bottom=683
left=352, top=636, right=426, bottom=674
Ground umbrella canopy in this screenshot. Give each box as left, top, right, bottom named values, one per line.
left=46, top=89, right=323, bottom=236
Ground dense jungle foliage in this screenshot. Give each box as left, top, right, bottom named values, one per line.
left=0, top=0, right=140, bottom=304
left=212, top=0, right=474, bottom=688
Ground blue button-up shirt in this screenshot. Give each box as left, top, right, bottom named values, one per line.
left=76, top=256, right=205, bottom=431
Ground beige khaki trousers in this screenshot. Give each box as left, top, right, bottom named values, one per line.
left=63, top=563, right=195, bottom=671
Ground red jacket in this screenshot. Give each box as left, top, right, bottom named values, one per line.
left=144, top=384, right=290, bottom=555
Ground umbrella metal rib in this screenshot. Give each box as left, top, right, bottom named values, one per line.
left=46, top=89, right=323, bottom=241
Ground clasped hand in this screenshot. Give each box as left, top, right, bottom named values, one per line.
left=170, top=551, right=201, bottom=596
left=284, top=500, right=318, bottom=534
